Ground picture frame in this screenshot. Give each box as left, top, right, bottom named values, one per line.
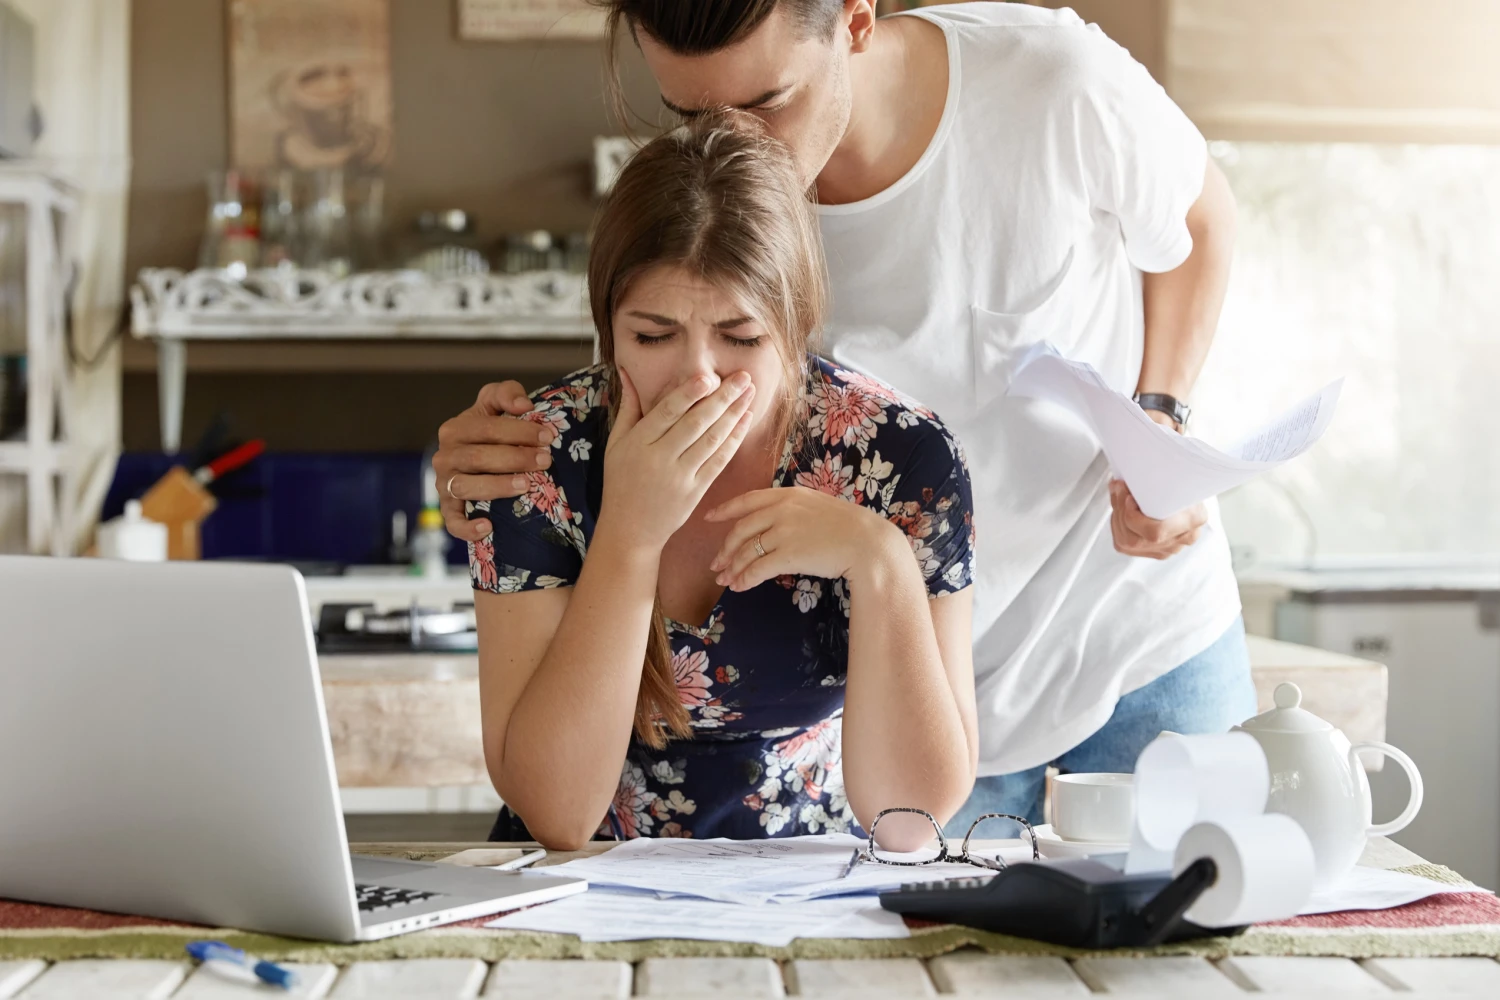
left=228, top=0, right=394, bottom=173
left=455, top=0, right=608, bottom=42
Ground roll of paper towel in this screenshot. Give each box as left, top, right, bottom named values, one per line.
left=1173, top=814, right=1316, bottom=926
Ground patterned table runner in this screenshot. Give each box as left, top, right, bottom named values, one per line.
left=3, top=864, right=1496, bottom=964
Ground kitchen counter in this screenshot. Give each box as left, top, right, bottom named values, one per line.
left=319, top=638, right=1387, bottom=790
left=321, top=654, right=485, bottom=789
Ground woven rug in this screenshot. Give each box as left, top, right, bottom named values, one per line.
left=3, top=865, right=1496, bottom=963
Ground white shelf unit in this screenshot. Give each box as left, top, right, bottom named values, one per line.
left=0, top=165, right=78, bottom=555
left=130, top=266, right=595, bottom=452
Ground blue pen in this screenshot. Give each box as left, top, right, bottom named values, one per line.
left=186, top=940, right=297, bottom=990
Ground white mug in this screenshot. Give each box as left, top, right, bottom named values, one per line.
left=1051, top=772, right=1135, bottom=844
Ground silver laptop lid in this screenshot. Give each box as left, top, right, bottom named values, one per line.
left=0, top=557, right=361, bottom=941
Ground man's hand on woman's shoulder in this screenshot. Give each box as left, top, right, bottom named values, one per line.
left=433, top=380, right=555, bottom=542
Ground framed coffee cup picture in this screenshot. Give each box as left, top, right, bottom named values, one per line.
left=456, top=0, right=607, bottom=41
left=228, top=0, right=393, bottom=173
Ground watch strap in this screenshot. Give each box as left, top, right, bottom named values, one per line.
left=1133, top=392, right=1191, bottom=428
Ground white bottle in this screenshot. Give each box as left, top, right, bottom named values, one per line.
left=96, top=500, right=169, bottom=562
left=411, top=507, right=450, bottom=578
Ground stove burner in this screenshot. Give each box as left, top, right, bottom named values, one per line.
left=316, top=601, right=477, bottom=653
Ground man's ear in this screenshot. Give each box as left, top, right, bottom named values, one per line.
left=846, top=0, right=878, bottom=54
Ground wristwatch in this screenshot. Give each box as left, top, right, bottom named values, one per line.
left=1133, top=392, right=1191, bottom=430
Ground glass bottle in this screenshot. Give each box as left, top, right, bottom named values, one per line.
left=352, top=174, right=387, bottom=271
left=403, top=210, right=487, bottom=278
left=200, top=170, right=260, bottom=278
left=302, top=168, right=353, bottom=278
left=259, top=169, right=300, bottom=269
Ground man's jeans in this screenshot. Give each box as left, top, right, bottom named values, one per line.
left=946, top=618, right=1256, bottom=832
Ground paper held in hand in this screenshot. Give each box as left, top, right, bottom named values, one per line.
left=1007, top=342, right=1342, bottom=519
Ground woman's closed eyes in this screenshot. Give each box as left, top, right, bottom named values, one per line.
left=632, top=331, right=766, bottom=349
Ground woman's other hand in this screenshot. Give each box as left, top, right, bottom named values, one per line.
left=705, top=486, right=902, bottom=591
left=599, top=369, right=757, bottom=550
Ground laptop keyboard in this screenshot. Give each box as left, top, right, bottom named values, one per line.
left=355, top=882, right=443, bottom=913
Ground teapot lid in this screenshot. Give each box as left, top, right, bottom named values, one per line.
left=1239, top=682, right=1332, bottom=734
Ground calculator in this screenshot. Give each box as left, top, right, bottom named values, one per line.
left=878, top=856, right=1240, bottom=949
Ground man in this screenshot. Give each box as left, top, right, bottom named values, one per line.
left=434, top=0, right=1247, bottom=829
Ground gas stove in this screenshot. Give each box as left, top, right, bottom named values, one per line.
left=303, top=570, right=479, bottom=654
left=315, top=601, right=477, bottom=653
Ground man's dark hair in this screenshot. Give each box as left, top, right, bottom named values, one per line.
left=603, top=1, right=845, bottom=53
left=597, top=1, right=846, bottom=130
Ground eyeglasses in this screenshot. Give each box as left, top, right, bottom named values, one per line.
left=850, top=807, right=1040, bottom=873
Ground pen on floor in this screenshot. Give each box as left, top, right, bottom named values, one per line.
left=186, top=940, right=297, bottom=990
left=838, top=846, right=861, bottom=880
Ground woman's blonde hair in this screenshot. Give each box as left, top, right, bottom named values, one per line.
left=588, top=112, right=828, bottom=748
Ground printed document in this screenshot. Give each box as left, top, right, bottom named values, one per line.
left=1007, top=343, right=1341, bottom=519
left=486, top=887, right=910, bottom=945
left=544, top=834, right=1029, bottom=905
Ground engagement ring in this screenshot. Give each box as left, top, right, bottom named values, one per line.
left=753, top=534, right=767, bottom=558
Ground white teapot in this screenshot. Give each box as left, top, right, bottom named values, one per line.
left=1234, top=682, right=1423, bottom=885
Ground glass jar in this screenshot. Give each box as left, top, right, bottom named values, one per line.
left=352, top=174, right=387, bottom=271
left=301, top=168, right=353, bottom=278
left=500, top=230, right=567, bottom=274
left=200, top=170, right=260, bottom=278
left=259, top=169, right=301, bottom=269
left=402, top=210, right=488, bottom=278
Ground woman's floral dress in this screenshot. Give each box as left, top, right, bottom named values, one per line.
left=468, top=356, right=975, bottom=840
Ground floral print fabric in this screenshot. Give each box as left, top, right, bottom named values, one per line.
left=469, top=356, right=975, bottom=839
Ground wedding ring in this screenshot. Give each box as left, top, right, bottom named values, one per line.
left=446, top=475, right=460, bottom=500
left=753, top=533, right=767, bottom=558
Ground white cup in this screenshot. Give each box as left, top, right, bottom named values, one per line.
left=1050, top=772, right=1135, bottom=844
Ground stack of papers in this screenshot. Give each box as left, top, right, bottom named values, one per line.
left=537, top=834, right=1027, bottom=904
left=1301, top=867, right=1487, bottom=916
left=487, top=888, right=909, bottom=945
left=479, top=833, right=1483, bottom=944
left=483, top=834, right=1035, bottom=943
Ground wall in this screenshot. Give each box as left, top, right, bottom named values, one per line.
left=123, top=0, right=659, bottom=452
left=127, top=0, right=663, bottom=278
left=127, top=2, right=1163, bottom=283
left=122, top=1, right=1164, bottom=453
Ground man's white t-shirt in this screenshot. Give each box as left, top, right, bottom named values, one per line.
left=816, top=2, right=1243, bottom=775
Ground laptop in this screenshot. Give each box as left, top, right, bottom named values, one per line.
left=0, top=556, right=586, bottom=942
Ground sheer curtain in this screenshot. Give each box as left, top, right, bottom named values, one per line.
left=0, top=0, right=130, bottom=552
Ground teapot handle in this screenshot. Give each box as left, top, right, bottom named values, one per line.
left=1351, top=741, right=1424, bottom=837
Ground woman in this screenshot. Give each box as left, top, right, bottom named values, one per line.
left=468, top=117, right=977, bottom=850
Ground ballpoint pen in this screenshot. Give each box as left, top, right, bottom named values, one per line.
left=838, top=846, right=861, bottom=879
left=186, top=940, right=297, bottom=990
left=493, top=848, right=547, bottom=871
